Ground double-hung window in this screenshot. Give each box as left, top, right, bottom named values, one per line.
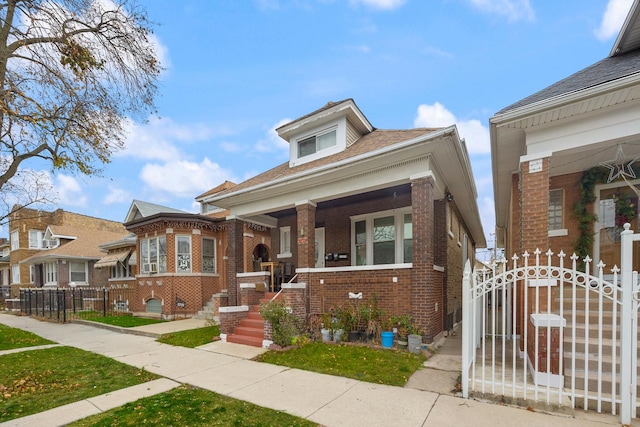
left=10, top=230, right=18, bottom=250
left=11, top=264, right=20, bottom=284
left=29, top=230, right=43, bottom=249
left=69, top=262, right=87, bottom=284
left=140, top=236, right=167, bottom=273
left=279, top=227, right=292, bottom=258
left=45, top=262, right=57, bottom=284
left=202, top=238, right=216, bottom=273
left=549, top=189, right=563, bottom=230
left=176, top=235, right=192, bottom=272
left=352, top=208, right=413, bottom=266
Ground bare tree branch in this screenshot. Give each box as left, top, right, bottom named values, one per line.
left=0, top=0, right=160, bottom=221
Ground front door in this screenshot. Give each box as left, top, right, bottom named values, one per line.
left=315, top=228, right=325, bottom=268
left=597, top=184, right=640, bottom=271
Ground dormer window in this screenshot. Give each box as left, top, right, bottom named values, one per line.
left=298, top=129, right=337, bottom=158
left=290, top=121, right=345, bottom=167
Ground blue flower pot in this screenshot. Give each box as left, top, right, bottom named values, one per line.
left=381, top=331, right=394, bottom=348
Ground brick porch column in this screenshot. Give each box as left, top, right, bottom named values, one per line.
left=519, top=156, right=559, bottom=377
left=226, top=218, right=244, bottom=306
left=295, top=201, right=316, bottom=269
left=411, top=174, right=438, bottom=342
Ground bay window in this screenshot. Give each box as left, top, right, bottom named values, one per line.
left=140, top=236, right=167, bottom=273
left=176, top=235, right=191, bottom=272
left=352, top=208, right=413, bottom=266
left=202, top=238, right=216, bottom=273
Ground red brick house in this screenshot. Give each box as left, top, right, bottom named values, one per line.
left=491, top=3, right=640, bottom=265
left=488, top=0, right=640, bottom=393
left=200, top=99, right=486, bottom=343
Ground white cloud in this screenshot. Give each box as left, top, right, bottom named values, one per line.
left=254, top=118, right=291, bottom=153
left=467, top=0, right=535, bottom=22
left=103, top=186, right=133, bottom=205
left=414, top=102, right=490, bottom=154
left=53, top=175, right=87, bottom=207
left=120, top=116, right=213, bottom=161
left=595, top=0, right=633, bottom=41
left=350, top=0, right=405, bottom=10
left=140, top=158, right=236, bottom=198
left=220, top=141, right=245, bottom=153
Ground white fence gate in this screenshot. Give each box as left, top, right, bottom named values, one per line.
left=462, top=224, right=640, bottom=425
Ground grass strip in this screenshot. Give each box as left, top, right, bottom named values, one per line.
left=156, top=325, right=220, bottom=348
left=256, top=342, right=425, bottom=386
left=77, top=312, right=165, bottom=328
left=0, top=324, right=55, bottom=351
left=69, top=384, right=319, bottom=427
left=0, top=346, right=158, bottom=422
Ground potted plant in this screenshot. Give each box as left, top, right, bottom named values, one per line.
left=331, top=306, right=344, bottom=343
left=380, top=316, right=394, bottom=348
left=392, top=315, right=412, bottom=350
left=407, top=324, right=423, bottom=354
left=321, top=312, right=333, bottom=342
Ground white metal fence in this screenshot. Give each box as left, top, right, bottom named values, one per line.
left=462, top=225, right=640, bottom=425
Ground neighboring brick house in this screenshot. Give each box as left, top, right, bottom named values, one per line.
left=9, top=206, right=128, bottom=295
left=488, top=0, right=640, bottom=390
left=199, top=99, right=486, bottom=343
left=490, top=1, right=640, bottom=270
left=0, top=238, right=9, bottom=301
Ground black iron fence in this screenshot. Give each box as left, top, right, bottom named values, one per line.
left=19, top=286, right=136, bottom=323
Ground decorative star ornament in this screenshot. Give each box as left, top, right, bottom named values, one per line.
left=600, top=145, right=639, bottom=183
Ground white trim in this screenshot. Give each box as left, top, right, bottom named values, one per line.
left=239, top=283, right=257, bottom=289
left=203, top=126, right=457, bottom=204
left=527, top=356, right=565, bottom=388
left=237, top=271, right=269, bottom=279
left=282, top=282, right=306, bottom=289
left=433, top=265, right=445, bottom=272
left=351, top=207, right=413, bottom=266
left=530, top=313, right=566, bottom=328
left=520, top=151, right=553, bottom=163
left=219, top=305, right=249, bottom=313
left=296, top=263, right=412, bottom=274
left=548, top=229, right=568, bottom=237
left=409, top=170, right=436, bottom=182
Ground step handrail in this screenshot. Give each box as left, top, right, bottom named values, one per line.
left=269, top=273, right=298, bottom=303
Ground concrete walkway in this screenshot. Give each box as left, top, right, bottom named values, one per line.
left=0, top=314, right=625, bottom=427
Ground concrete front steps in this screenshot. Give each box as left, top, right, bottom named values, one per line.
left=226, top=292, right=279, bottom=348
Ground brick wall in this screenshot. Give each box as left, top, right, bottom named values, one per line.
left=307, top=268, right=413, bottom=318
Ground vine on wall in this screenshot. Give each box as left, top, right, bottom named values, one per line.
left=574, top=165, right=639, bottom=264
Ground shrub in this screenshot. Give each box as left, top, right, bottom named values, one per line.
left=259, top=301, right=301, bottom=347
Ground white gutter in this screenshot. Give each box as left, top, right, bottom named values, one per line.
left=490, top=71, right=640, bottom=127
left=203, top=126, right=458, bottom=204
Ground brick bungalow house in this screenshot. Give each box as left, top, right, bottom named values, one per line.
left=8, top=206, right=128, bottom=294
left=488, top=0, right=640, bottom=391
left=199, top=99, right=486, bottom=344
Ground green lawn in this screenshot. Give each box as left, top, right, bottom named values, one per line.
left=69, top=384, right=319, bottom=427
left=156, top=325, right=220, bottom=348
left=76, top=312, right=165, bottom=328
left=0, top=346, right=159, bottom=422
left=0, top=324, right=55, bottom=351
left=256, top=342, right=426, bottom=386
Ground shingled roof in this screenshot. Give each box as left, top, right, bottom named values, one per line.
left=497, top=48, right=640, bottom=115
left=207, top=128, right=441, bottom=199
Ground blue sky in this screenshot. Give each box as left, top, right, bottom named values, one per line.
left=3, top=0, right=634, bottom=256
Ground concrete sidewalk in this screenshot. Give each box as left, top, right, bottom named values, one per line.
left=0, top=314, right=624, bottom=426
